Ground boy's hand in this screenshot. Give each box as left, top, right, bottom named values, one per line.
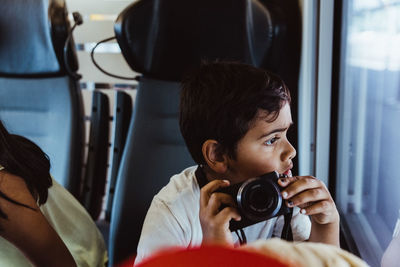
left=199, top=179, right=241, bottom=246
left=278, top=176, right=340, bottom=246
left=278, top=176, right=339, bottom=224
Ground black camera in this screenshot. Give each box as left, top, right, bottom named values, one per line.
left=217, top=171, right=291, bottom=231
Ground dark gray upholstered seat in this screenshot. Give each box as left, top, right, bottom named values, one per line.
left=0, top=0, right=84, bottom=197
left=105, top=91, right=133, bottom=222
left=108, top=0, right=301, bottom=265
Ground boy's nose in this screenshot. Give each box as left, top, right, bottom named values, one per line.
left=281, top=140, right=296, bottom=162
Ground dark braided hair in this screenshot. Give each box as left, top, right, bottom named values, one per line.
left=0, top=120, right=52, bottom=220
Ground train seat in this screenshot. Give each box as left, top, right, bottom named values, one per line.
left=108, top=0, right=301, bottom=265
left=0, top=0, right=84, bottom=197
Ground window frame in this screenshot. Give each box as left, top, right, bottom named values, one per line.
left=328, top=0, right=400, bottom=266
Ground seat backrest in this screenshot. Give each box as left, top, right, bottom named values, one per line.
left=105, top=91, right=133, bottom=222
left=81, top=91, right=110, bottom=219
left=109, top=0, right=300, bottom=265
left=0, top=0, right=84, bottom=197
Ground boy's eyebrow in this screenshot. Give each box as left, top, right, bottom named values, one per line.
left=258, top=122, right=293, bottom=139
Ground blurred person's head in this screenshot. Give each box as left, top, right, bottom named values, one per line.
left=0, top=120, right=52, bottom=208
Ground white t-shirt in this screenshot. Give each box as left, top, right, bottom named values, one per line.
left=0, top=177, right=108, bottom=267
left=135, top=166, right=311, bottom=264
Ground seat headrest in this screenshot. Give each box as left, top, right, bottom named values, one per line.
left=0, top=0, right=78, bottom=77
left=115, top=0, right=274, bottom=81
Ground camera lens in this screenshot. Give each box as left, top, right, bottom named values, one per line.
left=248, top=185, right=274, bottom=212
left=237, top=177, right=282, bottom=221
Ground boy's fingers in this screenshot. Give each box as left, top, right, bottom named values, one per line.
left=218, top=206, right=241, bottom=222
left=207, top=193, right=236, bottom=215
left=200, top=179, right=230, bottom=207
left=278, top=176, right=299, bottom=187
left=280, top=176, right=324, bottom=199
left=285, top=188, right=327, bottom=208
left=279, top=175, right=319, bottom=186
left=299, top=201, right=337, bottom=223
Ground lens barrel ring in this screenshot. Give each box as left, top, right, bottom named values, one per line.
left=236, top=173, right=283, bottom=221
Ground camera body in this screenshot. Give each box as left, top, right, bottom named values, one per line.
left=217, top=171, right=291, bottom=231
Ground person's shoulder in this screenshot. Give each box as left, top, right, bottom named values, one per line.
left=0, top=169, right=40, bottom=234
left=170, top=166, right=198, bottom=191
left=43, top=177, right=96, bottom=219
left=153, top=165, right=199, bottom=205
left=0, top=169, right=37, bottom=207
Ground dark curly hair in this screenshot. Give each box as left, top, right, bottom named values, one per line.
left=179, top=61, right=291, bottom=164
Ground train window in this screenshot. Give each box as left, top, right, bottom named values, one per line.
left=335, top=0, right=400, bottom=266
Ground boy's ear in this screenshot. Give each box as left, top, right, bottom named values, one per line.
left=202, top=140, right=228, bottom=174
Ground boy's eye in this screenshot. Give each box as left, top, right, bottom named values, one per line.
left=265, top=137, right=279, bottom=145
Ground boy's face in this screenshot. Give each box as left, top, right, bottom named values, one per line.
left=225, top=103, right=296, bottom=184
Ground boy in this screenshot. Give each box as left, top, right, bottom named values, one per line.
left=135, top=62, right=339, bottom=263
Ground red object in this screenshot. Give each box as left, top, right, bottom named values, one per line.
left=115, top=255, right=136, bottom=267
left=123, top=245, right=295, bottom=267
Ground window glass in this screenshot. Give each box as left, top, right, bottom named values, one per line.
left=336, top=1, right=400, bottom=266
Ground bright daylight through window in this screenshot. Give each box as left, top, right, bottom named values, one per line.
left=336, top=0, right=400, bottom=266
